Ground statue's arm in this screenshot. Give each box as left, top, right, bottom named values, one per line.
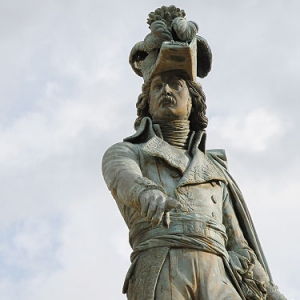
left=102, top=142, right=165, bottom=210
left=223, top=185, right=287, bottom=300
left=222, top=187, right=252, bottom=252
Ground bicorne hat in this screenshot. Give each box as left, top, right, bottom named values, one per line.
left=129, top=5, right=212, bottom=82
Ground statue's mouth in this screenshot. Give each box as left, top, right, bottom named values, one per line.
left=159, top=96, right=176, bottom=106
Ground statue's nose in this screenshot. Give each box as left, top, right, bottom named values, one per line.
left=162, top=83, right=172, bottom=95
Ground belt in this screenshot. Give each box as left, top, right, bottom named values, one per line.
left=130, top=219, right=227, bottom=249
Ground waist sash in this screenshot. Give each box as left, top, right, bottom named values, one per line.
left=130, top=218, right=227, bottom=250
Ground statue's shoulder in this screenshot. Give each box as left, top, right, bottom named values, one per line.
left=124, top=117, right=156, bottom=144
left=103, top=140, right=143, bottom=160
left=104, top=118, right=154, bottom=154
left=103, top=118, right=153, bottom=159
left=206, top=149, right=228, bottom=170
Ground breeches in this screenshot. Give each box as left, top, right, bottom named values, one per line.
left=154, top=249, right=242, bottom=300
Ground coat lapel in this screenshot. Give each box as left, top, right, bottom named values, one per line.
left=141, top=135, right=227, bottom=186
left=178, top=149, right=227, bottom=186
left=141, top=136, right=190, bottom=174
left=177, top=130, right=227, bottom=186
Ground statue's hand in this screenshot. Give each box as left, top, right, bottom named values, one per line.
left=139, top=189, right=181, bottom=228
left=266, top=284, right=287, bottom=300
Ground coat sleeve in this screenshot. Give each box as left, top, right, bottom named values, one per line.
left=222, top=184, right=272, bottom=298
left=223, top=186, right=252, bottom=252
left=102, top=142, right=165, bottom=210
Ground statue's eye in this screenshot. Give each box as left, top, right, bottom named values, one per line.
left=170, top=80, right=183, bottom=90
left=153, top=83, right=162, bottom=90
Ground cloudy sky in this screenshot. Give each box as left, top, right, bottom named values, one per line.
left=0, top=0, right=299, bottom=299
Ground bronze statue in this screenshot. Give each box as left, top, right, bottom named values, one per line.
left=102, top=5, right=287, bottom=300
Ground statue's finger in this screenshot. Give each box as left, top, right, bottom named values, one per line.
left=140, top=198, right=149, bottom=217
left=163, top=212, right=170, bottom=228
left=165, top=197, right=181, bottom=211
left=146, top=198, right=156, bottom=222
left=151, top=199, right=165, bottom=227
left=151, top=212, right=164, bottom=228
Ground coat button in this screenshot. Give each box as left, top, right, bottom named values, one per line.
left=170, top=170, right=180, bottom=178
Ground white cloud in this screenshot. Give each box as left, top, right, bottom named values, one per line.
left=0, top=88, right=122, bottom=171
left=0, top=214, right=63, bottom=299
left=9, top=194, right=130, bottom=300
left=209, top=108, right=286, bottom=152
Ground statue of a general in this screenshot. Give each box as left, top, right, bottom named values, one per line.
left=102, top=5, right=287, bottom=300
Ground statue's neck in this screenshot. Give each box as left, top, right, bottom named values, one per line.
left=153, top=120, right=190, bottom=150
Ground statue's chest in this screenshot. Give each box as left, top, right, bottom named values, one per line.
left=174, top=181, right=224, bottom=222
left=141, top=155, right=224, bottom=220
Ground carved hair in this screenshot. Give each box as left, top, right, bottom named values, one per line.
left=134, top=79, right=208, bottom=131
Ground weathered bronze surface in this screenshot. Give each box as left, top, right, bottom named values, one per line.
left=102, top=5, right=287, bottom=300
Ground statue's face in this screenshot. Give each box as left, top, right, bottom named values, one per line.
left=148, top=71, right=192, bottom=122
